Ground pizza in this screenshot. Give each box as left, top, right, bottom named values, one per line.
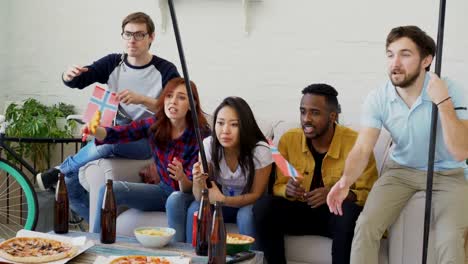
left=110, top=255, right=172, bottom=264
left=0, top=237, right=77, bottom=263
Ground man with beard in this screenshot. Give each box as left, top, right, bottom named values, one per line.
left=253, top=84, right=378, bottom=264
left=327, top=26, right=468, bottom=264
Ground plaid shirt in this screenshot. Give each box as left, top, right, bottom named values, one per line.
left=96, top=116, right=209, bottom=191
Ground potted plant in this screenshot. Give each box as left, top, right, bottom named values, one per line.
left=4, top=98, right=77, bottom=171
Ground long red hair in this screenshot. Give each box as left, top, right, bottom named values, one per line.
left=150, top=77, right=208, bottom=144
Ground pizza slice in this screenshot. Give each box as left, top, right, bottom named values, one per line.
left=0, top=237, right=77, bottom=263
left=109, top=255, right=172, bottom=264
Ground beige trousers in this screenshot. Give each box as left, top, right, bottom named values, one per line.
left=351, top=160, right=468, bottom=264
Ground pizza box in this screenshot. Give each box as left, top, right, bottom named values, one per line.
left=0, top=229, right=94, bottom=263
left=94, top=255, right=191, bottom=264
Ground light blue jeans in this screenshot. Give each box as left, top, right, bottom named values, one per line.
left=93, top=181, right=174, bottom=233
left=166, top=191, right=196, bottom=242
left=185, top=201, right=256, bottom=244
left=60, top=138, right=151, bottom=223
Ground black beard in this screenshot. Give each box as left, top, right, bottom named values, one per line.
left=390, top=66, right=422, bottom=88
left=306, top=117, right=332, bottom=140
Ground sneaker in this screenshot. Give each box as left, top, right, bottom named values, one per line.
left=36, top=168, right=60, bottom=191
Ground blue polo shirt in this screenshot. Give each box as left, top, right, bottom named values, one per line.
left=361, top=72, right=468, bottom=171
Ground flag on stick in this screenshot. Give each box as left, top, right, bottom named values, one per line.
left=81, top=110, right=101, bottom=142
left=268, top=140, right=302, bottom=179
left=83, top=86, right=118, bottom=127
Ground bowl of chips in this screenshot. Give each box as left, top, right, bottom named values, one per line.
left=226, top=233, right=255, bottom=255
left=134, top=227, right=175, bottom=248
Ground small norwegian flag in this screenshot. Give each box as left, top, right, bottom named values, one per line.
left=83, top=86, right=118, bottom=127
left=269, top=140, right=302, bottom=179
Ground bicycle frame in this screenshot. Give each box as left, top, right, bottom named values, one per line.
left=0, top=133, right=82, bottom=176
left=0, top=133, right=37, bottom=175
left=0, top=128, right=86, bottom=233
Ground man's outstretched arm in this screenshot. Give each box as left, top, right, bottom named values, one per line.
left=327, top=127, right=381, bottom=215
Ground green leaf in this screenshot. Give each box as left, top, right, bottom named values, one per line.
left=4, top=98, right=77, bottom=171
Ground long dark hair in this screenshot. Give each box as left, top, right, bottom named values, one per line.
left=210, top=97, right=267, bottom=194
left=150, top=77, right=208, bottom=145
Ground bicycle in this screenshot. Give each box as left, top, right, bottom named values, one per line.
left=0, top=114, right=84, bottom=239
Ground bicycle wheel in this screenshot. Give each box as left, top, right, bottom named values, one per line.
left=0, top=157, right=38, bottom=239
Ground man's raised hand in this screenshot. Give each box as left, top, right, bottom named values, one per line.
left=63, top=65, right=88, bottom=82
left=326, top=177, right=350, bottom=216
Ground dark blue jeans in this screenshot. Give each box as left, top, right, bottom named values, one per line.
left=253, top=195, right=362, bottom=264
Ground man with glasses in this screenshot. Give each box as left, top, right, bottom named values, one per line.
left=36, top=12, right=180, bottom=223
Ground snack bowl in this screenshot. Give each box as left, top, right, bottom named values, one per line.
left=134, top=227, right=175, bottom=248
left=226, top=233, right=255, bottom=255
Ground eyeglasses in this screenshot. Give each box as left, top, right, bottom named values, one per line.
left=121, top=31, right=149, bottom=41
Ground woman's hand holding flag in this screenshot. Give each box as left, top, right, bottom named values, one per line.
left=82, top=111, right=105, bottom=141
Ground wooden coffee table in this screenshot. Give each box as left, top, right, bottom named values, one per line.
left=63, top=231, right=263, bottom=264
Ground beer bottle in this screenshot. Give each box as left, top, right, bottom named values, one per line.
left=54, top=173, right=69, bottom=234
left=100, top=179, right=116, bottom=244
left=208, top=201, right=226, bottom=264
left=196, top=188, right=211, bottom=256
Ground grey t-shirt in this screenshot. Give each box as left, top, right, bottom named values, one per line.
left=64, top=53, right=180, bottom=121
left=203, top=136, right=273, bottom=196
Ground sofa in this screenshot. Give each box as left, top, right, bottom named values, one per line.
left=80, top=120, right=468, bottom=264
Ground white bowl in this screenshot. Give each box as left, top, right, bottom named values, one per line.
left=134, top=227, right=176, bottom=248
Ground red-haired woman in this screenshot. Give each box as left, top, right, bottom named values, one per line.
left=87, top=78, right=209, bottom=242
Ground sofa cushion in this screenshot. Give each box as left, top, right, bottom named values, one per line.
left=284, top=236, right=388, bottom=264
left=271, top=121, right=299, bottom=146
left=285, top=235, right=332, bottom=264
left=256, top=118, right=280, bottom=140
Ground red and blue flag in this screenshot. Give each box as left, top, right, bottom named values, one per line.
left=83, top=86, right=118, bottom=127
left=268, top=140, right=302, bottom=179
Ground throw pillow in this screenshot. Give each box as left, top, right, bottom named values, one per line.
left=139, top=163, right=160, bottom=184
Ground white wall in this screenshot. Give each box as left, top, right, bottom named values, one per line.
left=1, top=0, right=467, bottom=125
left=0, top=0, right=10, bottom=102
